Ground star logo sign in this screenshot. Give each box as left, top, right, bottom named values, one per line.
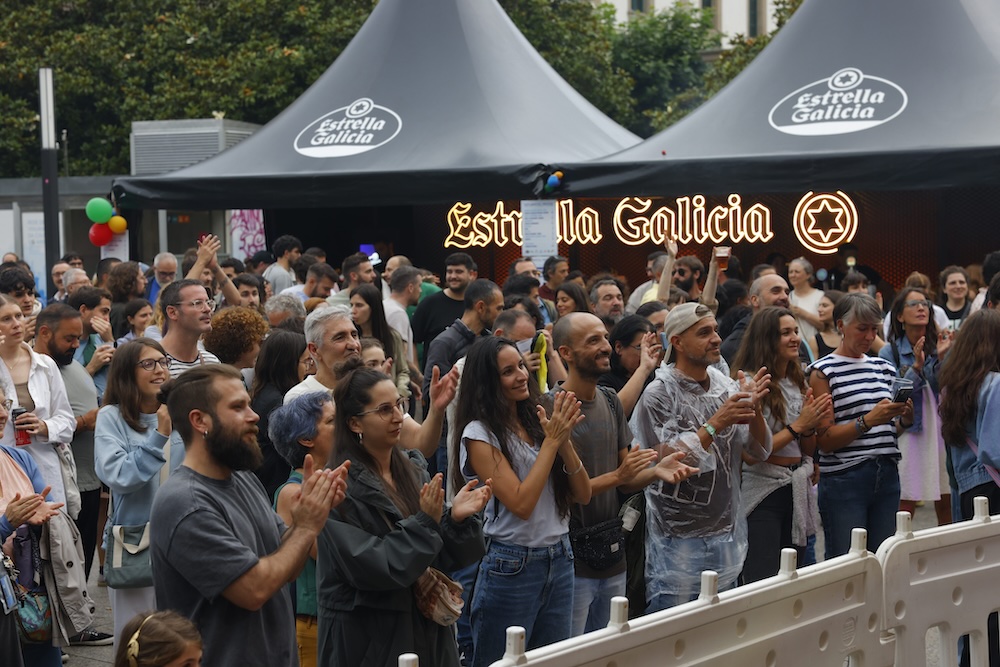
left=793, top=191, right=858, bottom=254
left=828, top=67, right=863, bottom=91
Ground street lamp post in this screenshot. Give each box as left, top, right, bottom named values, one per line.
left=39, top=67, right=60, bottom=300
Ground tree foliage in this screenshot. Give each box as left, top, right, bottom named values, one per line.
left=0, top=0, right=373, bottom=177
left=610, top=4, right=718, bottom=136
left=648, top=0, right=803, bottom=131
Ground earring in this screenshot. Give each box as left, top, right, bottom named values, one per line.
left=203, top=430, right=209, bottom=438
left=358, top=432, right=363, bottom=444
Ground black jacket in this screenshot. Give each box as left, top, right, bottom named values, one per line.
left=316, top=450, right=485, bottom=667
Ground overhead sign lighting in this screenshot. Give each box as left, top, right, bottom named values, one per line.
left=792, top=191, right=858, bottom=254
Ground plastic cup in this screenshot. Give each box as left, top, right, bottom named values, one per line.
left=715, top=247, right=731, bottom=271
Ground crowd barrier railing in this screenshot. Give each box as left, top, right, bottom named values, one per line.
left=396, top=500, right=1000, bottom=667
left=877, top=498, right=1000, bottom=667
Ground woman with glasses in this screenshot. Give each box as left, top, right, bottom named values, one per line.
left=453, top=337, right=591, bottom=667
left=317, top=359, right=491, bottom=666
left=95, top=338, right=173, bottom=642
left=350, top=284, right=411, bottom=401
left=250, top=330, right=311, bottom=501
left=878, top=288, right=954, bottom=525
left=598, top=315, right=660, bottom=417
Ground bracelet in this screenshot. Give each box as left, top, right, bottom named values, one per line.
left=702, top=422, right=717, bottom=439
left=785, top=424, right=801, bottom=441
left=562, top=460, right=585, bottom=476
left=855, top=416, right=871, bottom=435
left=860, top=415, right=870, bottom=431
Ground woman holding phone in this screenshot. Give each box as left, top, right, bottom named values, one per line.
left=809, top=293, right=914, bottom=558
left=879, top=288, right=953, bottom=525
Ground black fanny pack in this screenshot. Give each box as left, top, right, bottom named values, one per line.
left=569, top=517, right=625, bottom=571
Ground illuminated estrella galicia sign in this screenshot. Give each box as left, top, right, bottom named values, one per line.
left=293, top=98, right=402, bottom=158
left=444, top=192, right=859, bottom=254
left=769, top=67, right=907, bottom=136
left=444, top=196, right=773, bottom=249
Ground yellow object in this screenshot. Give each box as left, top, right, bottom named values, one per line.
left=108, top=216, right=128, bottom=234
left=532, top=333, right=547, bottom=390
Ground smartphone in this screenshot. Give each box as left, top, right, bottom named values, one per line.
left=892, top=386, right=913, bottom=403
left=660, top=332, right=668, bottom=349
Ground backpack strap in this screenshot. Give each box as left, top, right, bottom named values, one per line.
left=966, top=437, right=1000, bottom=488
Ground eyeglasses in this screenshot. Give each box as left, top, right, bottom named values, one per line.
left=172, top=298, right=215, bottom=311
left=357, top=397, right=407, bottom=421
left=156, top=271, right=176, bottom=280
left=904, top=300, right=931, bottom=309
left=136, top=357, right=171, bottom=371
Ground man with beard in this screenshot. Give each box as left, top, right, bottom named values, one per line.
left=150, top=364, right=349, bottom=667
left=720, top=274, right=792, bottom=364
left=549, top=312, right=697, bottom=635
left=285, top=307, right=458, bottom=459
left=411, top=252, right=478, bottom=370
left=159, top=279, right=221, bottom=376
left=672, top=256, right=705, bottom=302
left=590, top=278, right=626, bottom=325
left=631, top=303, right=772, bottom=613
left=36, top=304, right=103, bottom=571
left=325, top=252, right=376, bottom=308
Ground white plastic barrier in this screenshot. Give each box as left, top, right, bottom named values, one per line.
left=878, top=497, right=1000, bottom=667
left=489, top=528, right=893, bottom=667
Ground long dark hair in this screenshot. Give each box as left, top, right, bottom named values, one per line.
left=103, top=338, right=168, bottom=433
left=731, top=307, right=805, bottom=425
left=251, top=330, right=306, bottom=400
left=938, top=309, right=1000, bottom=444
left=451, top=337, right=573, bottom=518
left=886, top=287, right=937, bottom=361
left=330, top=361, right=420, bottom=516
left=555, top=282, right=591, bottom=315
left=351, top=284, right=395, bottom=358
left=608, top=315, right=654, bottom=376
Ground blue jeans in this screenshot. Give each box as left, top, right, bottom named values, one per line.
left=453, top=560, right=480, bottom=665
left=571, top=571, right=626, bottom=636
left=818, top=456, right=900, bottom=559
left=470, top=536, right=574, bottom=667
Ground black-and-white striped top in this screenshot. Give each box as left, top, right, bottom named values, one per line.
left=811, top=353, right=899, bottom=474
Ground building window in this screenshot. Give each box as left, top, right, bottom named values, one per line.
left=748, top=0, right=759, bottom=36
left=632, top=0, right=645, bottom=12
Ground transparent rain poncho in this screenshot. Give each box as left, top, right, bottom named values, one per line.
left=629, top=364, right=771, bottom=596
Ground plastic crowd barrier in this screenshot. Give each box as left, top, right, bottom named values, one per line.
left=397, top=501, right=1000, bottom=666
left=878, top=498, right=1000, bottom=667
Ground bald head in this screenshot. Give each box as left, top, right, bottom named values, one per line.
left=749, top=274, right=790, bottom=310
left=553, top=311, right=602, bottom=350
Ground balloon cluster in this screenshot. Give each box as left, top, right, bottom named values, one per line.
left=85, top=198, right=127, bottom=247
left=544, top=170, right=564, bottom=193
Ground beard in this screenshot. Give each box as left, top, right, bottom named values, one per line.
left=47, top=342, right=76, bottom=367
left=204, top=417, right=263, bottom=471
left=675, top=275, right=695, bottom=292
left=573, top=350, right=609, bottom=381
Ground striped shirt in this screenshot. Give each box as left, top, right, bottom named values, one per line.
left=811, top=353, right=899, bottom=474
left=167, top=350, right=221, bottom=379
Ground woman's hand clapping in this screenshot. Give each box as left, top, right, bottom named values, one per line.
left=419, top=473, right=445, bottom=524
left=451, top=478, right=493, bottom=522
left=537, top=391, right=584, bottom=449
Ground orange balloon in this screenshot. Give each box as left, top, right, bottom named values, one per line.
left=108, top=216, right=128, bottom=234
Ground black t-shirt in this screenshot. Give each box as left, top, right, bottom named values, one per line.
left=411, top=291, right=465, bottom=361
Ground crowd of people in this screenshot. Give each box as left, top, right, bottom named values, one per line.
left=1, top=236, right=1000, bottom=667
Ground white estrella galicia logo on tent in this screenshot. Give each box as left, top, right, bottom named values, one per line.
left=294, top=98, right=402, bottom=158
left=768, top=68, right=907, bottom=136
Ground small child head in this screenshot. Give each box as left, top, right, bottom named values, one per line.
left=360, top=336, right=386, bottom=369
left=114, top=611, right=202, bottom=667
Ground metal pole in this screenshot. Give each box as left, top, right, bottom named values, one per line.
left=39, top=68, right=61, bottom=299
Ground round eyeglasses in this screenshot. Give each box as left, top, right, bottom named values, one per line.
left=357, top=397, right=408, bottom=421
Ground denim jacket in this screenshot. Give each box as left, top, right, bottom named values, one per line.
left=948, top=373, right=1000, bottom=495
left=878, top=336, right=940, bottom=434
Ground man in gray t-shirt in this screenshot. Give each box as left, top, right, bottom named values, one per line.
left=150, top=365, right=347, bottom=667
left=550, top=313, right=695, bottom=635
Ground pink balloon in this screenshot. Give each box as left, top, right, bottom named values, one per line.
left=89, top=223, right=114, bottom=247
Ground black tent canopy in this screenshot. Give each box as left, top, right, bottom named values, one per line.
left=113, top=0, right=638, bottom=210
left=563, top=0, right=1000, bottom=198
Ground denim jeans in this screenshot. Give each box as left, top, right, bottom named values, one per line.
left=818, top=455, right=900, bottom=559
left=470, top=536, right=574, bottom=667
left=571, top=571, right=626, bottom=636
left=453, top=560, right=481, bottom=665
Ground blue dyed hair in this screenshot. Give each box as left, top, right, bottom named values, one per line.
left=268, top=391, right=332, bottom=469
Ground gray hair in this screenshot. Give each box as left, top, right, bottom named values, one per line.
left=62, top=267, right=88, bottom=287
left=834, top=292, right=883, bottom=327
left=303, top=304, right=351, bottom=347
left=264, top=294, right=306, bottom=320
left=651, top=254, right=669, bottom=276
left=790, top=256, right=815, bottom=285
left=589, top=278, right=621, bottom=305
left=153, top=252, right=177, bottom=268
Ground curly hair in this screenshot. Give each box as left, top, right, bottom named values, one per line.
left=107, top=261, right=143, bottom=303
left=202, top=307, right=269, bottom=366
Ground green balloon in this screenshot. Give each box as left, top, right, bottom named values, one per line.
left=85, top=197, right=114, bottom=223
